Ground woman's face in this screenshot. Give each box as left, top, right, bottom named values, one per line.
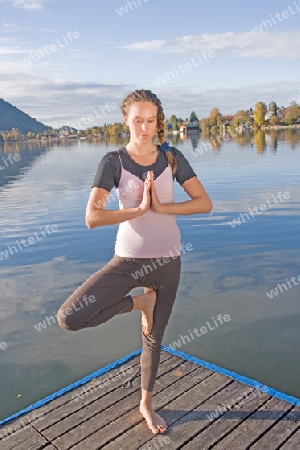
left=124, top=101, right=158, bottom=143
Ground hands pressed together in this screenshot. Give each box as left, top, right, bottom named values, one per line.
left=138, top=170, right=162, bottom=214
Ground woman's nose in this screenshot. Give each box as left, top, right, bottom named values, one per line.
left=141, top=122, right=147, bottom=131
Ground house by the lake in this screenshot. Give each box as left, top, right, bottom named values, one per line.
left=180, top=120, right=200, bottom=133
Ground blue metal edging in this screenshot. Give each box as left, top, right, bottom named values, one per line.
left=162, top=345, right=300, bottom=407
left=1, top=345, right=300, bottom=428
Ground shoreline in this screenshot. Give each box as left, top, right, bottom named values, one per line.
left=260, top=124, right=300, bottom=130
left=1, top=124, right=300, bottom=144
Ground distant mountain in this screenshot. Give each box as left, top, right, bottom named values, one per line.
left=0, top=98, right=50, bottom=134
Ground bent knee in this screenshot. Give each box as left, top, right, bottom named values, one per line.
left=56, top=309, right=79, bottom=331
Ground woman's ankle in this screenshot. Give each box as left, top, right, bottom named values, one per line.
left=132, top=292, right=147, bottom=311
left=140, top=391, right=153, bottom=407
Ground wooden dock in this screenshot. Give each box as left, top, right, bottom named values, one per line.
left=0, top=348, right=299, bottom=449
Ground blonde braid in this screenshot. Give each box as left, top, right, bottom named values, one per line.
left=121, top=89, right=177, bottom=175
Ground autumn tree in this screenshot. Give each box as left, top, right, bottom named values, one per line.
left=7, top=128, right=20, bottom=141
left=270, top=115, right=280, bottom=126
left=208, top=108, right=222, bottom=126
left=233, top=110, right=251, bottom=126
left=92, top=126, right=101, bottom=136
left=102, top=124, right=109, bottom=135
left=27, top=131, right=35, bottom=139
left=254, top=102, right=267, bottom=127
left=284, top=102, right=300, bottom=124
left=46, top=128, right=56, bottom=136
left=108, top=122, right=123, bottom=136
left=200, top=118, right=210, bottom=132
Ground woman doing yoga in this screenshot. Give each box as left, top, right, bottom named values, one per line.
left=57, top=89, right=212, bottom=435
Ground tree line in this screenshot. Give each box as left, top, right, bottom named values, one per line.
left=1, top=100, right=300, bottom=141
left=169, top=101, right=300, bottom=133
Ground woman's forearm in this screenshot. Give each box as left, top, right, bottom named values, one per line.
left=86, top=206, right=143, bottom=228
left=158, top=197, right=213, bottom=215
left=86, top=196, right=212, bottom=228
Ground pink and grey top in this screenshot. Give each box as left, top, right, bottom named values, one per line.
left=92, top=145, right=197, bottom=258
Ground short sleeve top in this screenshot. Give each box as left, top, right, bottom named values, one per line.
left=92, top=145, right=197, bottom=191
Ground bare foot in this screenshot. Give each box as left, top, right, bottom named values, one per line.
left=139, top=402, right=168, bottom=434
left=141, top=288, right=156, bottom=335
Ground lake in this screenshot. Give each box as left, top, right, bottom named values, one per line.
left=0, top=129, right=300, bottom=421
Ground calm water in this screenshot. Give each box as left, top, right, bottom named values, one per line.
left=0, top=130, right=300, bottom=421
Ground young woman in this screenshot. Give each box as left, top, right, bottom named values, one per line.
left=57, top=89, right=212, bottom=435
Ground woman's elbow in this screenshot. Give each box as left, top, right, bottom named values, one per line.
left=85, top=211, right=104, bottom=229
left=206, top=199, right=213, bottom=213
left=85, top=215, right=92, bottom=229
left=85, top=215, right=96, bottom=229
left=200, top=197, right=213, bottom=213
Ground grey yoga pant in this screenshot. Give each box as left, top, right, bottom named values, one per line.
left=57, top=254, right=181, bottom=391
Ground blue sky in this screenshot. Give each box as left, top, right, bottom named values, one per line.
left=0, top=0, right=300, bottom=128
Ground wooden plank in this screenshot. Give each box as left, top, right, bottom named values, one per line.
left=279, top=428, right=300, bottom=449
left=0, top=426, right=48, bottom=450
left=46, top=357, right=199, bottom=448
left=104, top=378, right=241, bottom=450
left=35, top=361, right=140, bottom=431
left=34, top=356, right=141, bottom=430
left=0, top=411, right=47, bottom=441
left=250, top=406, right=300, bottom=449
left=57, top=362, right=207, bottom=450
left=210, top=396, right=294, bottom=449
left=51, top=359, right=201, bottom=450
left=0, top=351, right=173, bottom=449
left=35, top=350, right=172, bottom=431
left=95, top=371, right=229, bottom=450
left=3, top=348, right=298, bottom=450
left=142, top=376, right=264, bottom=450
left=43, top=354, right=188, bottom=439
left=180, top=388, right=269, bottom=449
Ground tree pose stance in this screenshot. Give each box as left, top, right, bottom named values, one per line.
left=57, top=89, right=212, bottom=434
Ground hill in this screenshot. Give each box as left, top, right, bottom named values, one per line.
left=0, top=98, right=50, bottom=134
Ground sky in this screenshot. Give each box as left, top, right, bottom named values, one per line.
left=0, top=0, right=300, bottom=129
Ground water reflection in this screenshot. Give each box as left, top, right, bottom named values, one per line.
left=0, top=140, right=79, bottom=189
left=254, top=130, right=267, bottom=153
left=176, top=128, right=300, bottom=153
left=232, top=132, right=253, bottom=148
left=1, top=130, right=300, bottom=186
left=0, top=130, right=300, bottom=421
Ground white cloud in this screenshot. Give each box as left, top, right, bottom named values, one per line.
left=2, top=22, right=17, bottom=28
left=117, top=31, right=300, bottom=59
left=0, top=36, right=31, bottom=54
left=0, top=47, right=32, bottom=54
left=0, top=0, right=49, bottom=10
left=1, top=69, right=299, bottom=128
left=0, top=72, right=132, bottom=127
